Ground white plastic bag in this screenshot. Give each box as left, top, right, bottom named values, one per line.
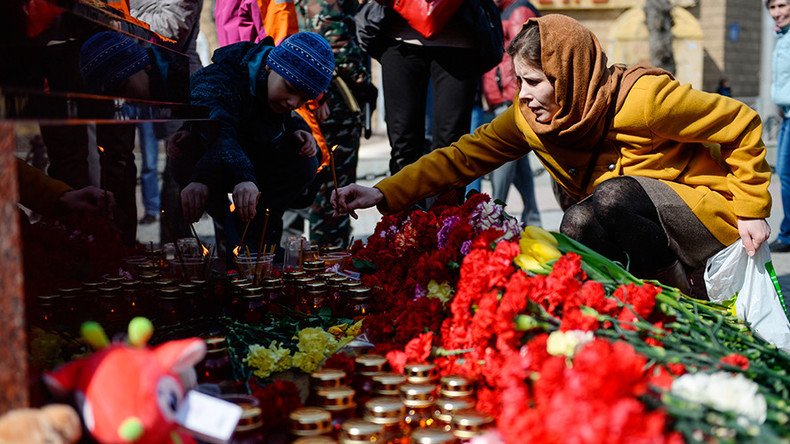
left=704, top=241, right=790, bottom=352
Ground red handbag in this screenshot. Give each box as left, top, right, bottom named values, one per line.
left=392, top=0, right=465, bottom=38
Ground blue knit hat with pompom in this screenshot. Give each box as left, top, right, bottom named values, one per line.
left=267, top=32, right=334, bottom=100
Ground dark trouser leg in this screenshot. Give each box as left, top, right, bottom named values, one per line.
left=308, top=107, right=361, bottom=247
left=380, top=42, right=430, bottom=175
left=560, top=177, right=677, bottom=274
left=160, top=158, right=193, bottom=245
left=98, top=124, right=137, bottom=246
left=428, top=47, right=477, bottom=150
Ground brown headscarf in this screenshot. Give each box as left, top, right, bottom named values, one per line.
left=520, top=15, right=670, bottom=152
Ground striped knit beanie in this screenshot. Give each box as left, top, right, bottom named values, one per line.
left=266, top=32, right=334, bottom=100
left=80, top=31, right=150, bottom=94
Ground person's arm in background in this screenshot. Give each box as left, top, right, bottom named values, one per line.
left=16, top=158, right=114, bottom=216
left=181, top=67, right=259, bottom=221
left=335, top=105, right=530, bottom=216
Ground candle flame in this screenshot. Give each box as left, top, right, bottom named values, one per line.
left=98, top=146, right=105, bottom=153
left=232, top=245, right=240, bottom=256
left=229, top=202, right=236, bottom=213
left=202, top=244, right=210, bottom=257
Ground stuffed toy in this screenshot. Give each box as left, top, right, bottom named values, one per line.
left=0, top=404, right=81, bottom=444
left=44, top=317, right=206, bottom=443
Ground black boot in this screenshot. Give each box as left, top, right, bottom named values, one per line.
left=645, top=260, right=691, bottom=295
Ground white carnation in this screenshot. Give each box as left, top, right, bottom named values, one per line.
left=546, top=330, right=594, bottom=358
left=670, top=372, right=767, bottom=424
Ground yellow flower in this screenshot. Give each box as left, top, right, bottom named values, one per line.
left=519, top=238, right=562, bottom=262
left=328, top=323, right=348, bottom=339
left=295, top=327, right=340, bottom=356
left=347, top=320, right=363, bottom=338
left=427, top=280, right=454, bottom=304
left=521, top=225, right=558, bottom=246
left=292, top=349, right=326, bottom=373
left=514, top=253, right=546, bottom=273
left=244, top=341, right=293, bottom=378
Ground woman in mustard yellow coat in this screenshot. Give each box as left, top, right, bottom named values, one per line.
left=333, top=15, right=772, bottom=294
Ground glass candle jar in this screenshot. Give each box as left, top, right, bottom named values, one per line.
left=97, top=285, right=124, bottom=328
left=409, top=428, right=458, bottom=444
left=372, top=372, right=406, bottom=397
left=432, top=398, right=474, bottom=433
left=316, top=386, right=356, bottom=430
left=290, top=407, right=333, bottom=438
left=400, top=384, right=437, bottom=431
left=450, top=411, right=493, bottom=441
left=363, top=397, right=407, bottom=443
left=220, top=394, right=265, bottom=444
left=339, top=419, right=384, bottom=444
left=311, top=369, right=347, bottom=390
left=405, top=363, right=438, bottom=385
left=293, top=437, right=338, bottom=444
left=196, top=336, right=233, bottom=384
left=239, top=286, right=267, bottom=324
left=34, top=294, right=60, bottom=329
left=354, top=354, right=388, bottom=396
left=439, top=376, right=474, bottom=400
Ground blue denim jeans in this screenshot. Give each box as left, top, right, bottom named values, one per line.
left=138, top=122, right=160, bottom=216
left=776, top=117, right=790, bottom=243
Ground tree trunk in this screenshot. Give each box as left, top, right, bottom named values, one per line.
left=644, top=0, right=676, bottom=74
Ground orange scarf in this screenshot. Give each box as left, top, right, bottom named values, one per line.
left=520, top=15, right=670, bottom=152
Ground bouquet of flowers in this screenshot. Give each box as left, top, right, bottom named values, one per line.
left=353, top=196, right=790, bottom=443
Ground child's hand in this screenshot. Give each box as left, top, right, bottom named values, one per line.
left=233, top=181, right=260, bottom=222
left=294, top=129, right=318, bottom=158
left=181, top=182, right=208, bottom=222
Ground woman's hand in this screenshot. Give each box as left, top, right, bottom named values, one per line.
left=181, top=182, right=209, bottom=222
left=294, top=129, right=318, bottom=158
left=314, top=102, right=330, bottom=122
left=737, top=218, right=771, bottom=256
left=233, top=181, right=260, bottom=222
left=59, top=186, right=115, bottom=214
left=331, top=184, right=384, bottom=219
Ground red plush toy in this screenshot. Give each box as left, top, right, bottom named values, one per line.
left=44, top=318, right=206, bottom=443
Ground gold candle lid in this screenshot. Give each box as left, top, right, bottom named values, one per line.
left=204, top=337, right=228, bottom=353
left=82, top=280, right=104, bottom=288
left=36, top=294, right=60, bottom=305
left=340, top=419, right=383, bottom=441
left=348, top=286, right=371, bottom=296
left=295, top=276, right=317, bottom=287
left=342, top=280, right=361, bottom=288
left=154, top=278, right=177, bottom=288
left=439, top=375, right=473, bottom=398
left=355, top=354, right=387, bottom=375
left=400, top=383, right=436, bottom=408
left=235, top=406, right=263, bottom=432
left=371, top=372, right=406, bottom=396
left=451, top=411, right=493, bottom=439
left=119, top=280, right=140, bottom=289
left=433, top=397, right=474, bottom=423
left=305, top=281, right=328, bottom=293
left=406, top=363, right=437, bottom=384
left=158, top=287, right=181, bottom=299
left=329, top=275, right=349, bottom=283
left=102, top=274, right=125, bottom=283
left=311, top=369, right=346, bottom=387
left=289, top=407, right=332, bottom=436
left=293, top=437, right=337, bottom=444
left=321, top=245, right=344, bottom=254
left=98, top=285, right=121, bottom=294
left=363, top=397, right=406, bottom=425
left=410, top=428, right=458, bottom=444
left=190, top=278, right=207, bottom=286
left=316, top=386, right=356, bottom=411
left=58, top=286, right=82, bottom=295
left=261, top=277, right=283, bottom=289
left=241, top=286, right=264, bottom=297
left=284, top=270, right=306, bottom=280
